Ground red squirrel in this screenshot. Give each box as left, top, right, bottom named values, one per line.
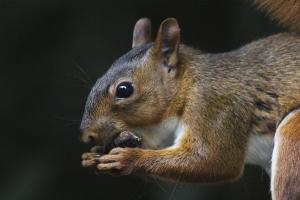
left=80, top=0, right=300, bottom=199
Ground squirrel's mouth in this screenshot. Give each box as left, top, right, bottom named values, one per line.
left=88, top=131, right=142, bottom=155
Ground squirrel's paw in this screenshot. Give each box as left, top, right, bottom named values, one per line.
left=97, top=147, right=140, bottom=176
left=81, top=152, right=100, bottom=168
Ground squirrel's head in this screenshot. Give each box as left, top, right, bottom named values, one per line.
left=81, top=18, right=186, bottom=146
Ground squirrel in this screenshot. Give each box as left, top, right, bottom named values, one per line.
left=80, top=0, right=300, bottom=199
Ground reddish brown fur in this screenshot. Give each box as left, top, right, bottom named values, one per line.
left=255, top=0, right=300, bottom=32
left=80, top=1, right=300, bottom=198
left=272, top=110, right=300, bottom=200
left=82, top=32, right=300, bottom=184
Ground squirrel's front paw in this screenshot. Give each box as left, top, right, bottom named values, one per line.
left=81, top=152, right=100, bottom=168
left=97, top=147, right=140, bottom=176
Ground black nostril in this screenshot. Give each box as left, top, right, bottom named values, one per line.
left=88, top=135, right=96, bottom=146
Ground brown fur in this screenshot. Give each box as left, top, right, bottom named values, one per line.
left=255, top=0, right=300, bottom=32
left=82, top=31, right=300, bottom=183
left=80, top=0, right=300, bottom=198
left=272, top=109, right=300, bottom=200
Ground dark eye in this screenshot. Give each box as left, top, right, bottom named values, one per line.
left=116, top=82, right=134, bottom=98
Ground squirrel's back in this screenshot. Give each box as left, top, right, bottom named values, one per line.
left=181, top=32, right=300, bottom=135
left=233, top=33, right=300, bottom=117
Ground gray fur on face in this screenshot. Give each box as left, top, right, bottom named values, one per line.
left=81, top=43, right=153, bottom=130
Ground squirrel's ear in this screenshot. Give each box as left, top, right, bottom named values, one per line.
left=132, top=18, right=152, bottom=48
left=154, top=18, right=180, bottom=67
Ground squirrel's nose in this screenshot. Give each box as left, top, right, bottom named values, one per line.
left=81, top=131, right=99, bottom=145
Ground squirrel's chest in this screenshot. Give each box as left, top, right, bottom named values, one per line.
left=131, top=117, right=183, bottom=149
left=246, top=133, right=274, bottom=174
left=245, top=112, right=277, bottom=174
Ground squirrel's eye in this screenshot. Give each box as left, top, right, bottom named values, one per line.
left=115, top=82, right=134, bottom=98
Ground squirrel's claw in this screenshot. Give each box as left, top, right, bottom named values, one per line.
left=96, top=147, right=141, bottom=176
left=81, top=152, right=100, bottom=168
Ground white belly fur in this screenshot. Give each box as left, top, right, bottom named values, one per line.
left=132, top=116, right=181, bottom=148
left=246, top=133, right=274, bottom=174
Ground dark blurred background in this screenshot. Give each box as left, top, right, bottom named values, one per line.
left=1, top=0, right=283, bottom=199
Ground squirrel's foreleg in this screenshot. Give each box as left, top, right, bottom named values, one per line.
left=98, top=129, right=245, bottom=183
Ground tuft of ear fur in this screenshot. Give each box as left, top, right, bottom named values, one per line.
left=132, top=18, right=152, bottom=48
left=154, top=18, right=180, bottom=68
